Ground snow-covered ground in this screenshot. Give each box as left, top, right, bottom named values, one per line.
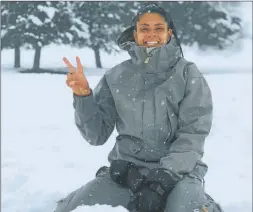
left=2, top=68, right=252, bottom=212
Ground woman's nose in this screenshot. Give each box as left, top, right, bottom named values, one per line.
left=147, top=30, right=157, bottom=37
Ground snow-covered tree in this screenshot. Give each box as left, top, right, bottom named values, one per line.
left=156, top=1, right=243, bottom=50
left=1, top=1, right=30, bottom=68
left=22, top=1, right=73, bottom=69
left=1, top=1, right=74, bottom=69
left=69, top=2, right=139, bottom=68
left=2, top=1, right=243, bottom=69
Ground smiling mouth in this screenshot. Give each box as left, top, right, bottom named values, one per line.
left=144, top=41, right=159, bottom=46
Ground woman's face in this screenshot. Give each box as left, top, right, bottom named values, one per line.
left=133, top=13, right=172, bottom=48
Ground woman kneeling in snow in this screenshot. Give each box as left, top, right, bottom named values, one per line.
left=56, top=4, right=223, bottom=212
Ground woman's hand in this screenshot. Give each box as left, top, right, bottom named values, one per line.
left=63, top=56, right=91, bottom=96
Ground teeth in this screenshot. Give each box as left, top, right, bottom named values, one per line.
left=147, top=42, right=158, bottom=44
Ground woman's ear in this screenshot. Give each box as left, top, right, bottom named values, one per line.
left=166, top=29, right=173, bottom=44
left=168, top=28, right=173, bottom=38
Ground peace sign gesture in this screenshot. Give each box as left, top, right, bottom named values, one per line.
left=63, top=56, right=91, bottom=96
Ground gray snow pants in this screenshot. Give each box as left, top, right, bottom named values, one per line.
left=54, top=167, right=223, bottom=212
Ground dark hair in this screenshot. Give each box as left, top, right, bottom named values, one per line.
left=131, top=3, right=184, bottom=57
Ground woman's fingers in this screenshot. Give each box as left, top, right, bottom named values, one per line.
left=66, top=79, right=90, bottom=96
left=66, top=79, right=81, bottom=88
left=64, top=56, right=89, bottom=96
left=76, top=56, right=84, bottom=75
left=69, top=81, right=76, bottom=86
left=69, top=81, right=85, bottom=87
left=63, top=57, right=76, bottom=73
left=66, top=72, right=74, bottom=82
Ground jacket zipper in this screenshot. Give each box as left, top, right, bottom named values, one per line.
left=141, top=54, right=151, bottom=138
left=141, top=79, right=145, bottom=138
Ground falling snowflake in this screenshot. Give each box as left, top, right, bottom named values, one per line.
left=116, top=89, right=119, bottom=93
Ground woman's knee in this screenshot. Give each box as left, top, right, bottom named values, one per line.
left=164, top=176, right=205, bottom=212
left=164, top=176, right=223, bottom=212
left=54, top=175, right=131, bottom=212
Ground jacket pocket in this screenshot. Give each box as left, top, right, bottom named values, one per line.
left=116, top=135, right=144, bottom=155
left=130, top=142, right=144, bottom=154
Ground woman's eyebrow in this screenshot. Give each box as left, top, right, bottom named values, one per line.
left=140, top=23, right=150, bottom=26
left=139, top=23, right=165, bottom=26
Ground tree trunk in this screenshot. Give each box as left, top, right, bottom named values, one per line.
left=92, top=45, right=102, bottom=68
left=14, top=45, right=21, bottom=68
left=33, top=46, right=41, bottom=69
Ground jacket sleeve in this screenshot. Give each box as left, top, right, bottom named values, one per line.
left=159, top=63, right=213, bottom=181
left=73, top=75, right=117, bottom=146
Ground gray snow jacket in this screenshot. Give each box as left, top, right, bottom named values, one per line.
left=73, top=33, right=213, bottom=183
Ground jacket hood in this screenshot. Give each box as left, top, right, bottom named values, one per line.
left=116, top=26, right=182, bottom=71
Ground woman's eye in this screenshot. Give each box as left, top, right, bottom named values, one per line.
left=156, top=28, right=164, bottom=32
left=141, top=28, right=148, bottom=32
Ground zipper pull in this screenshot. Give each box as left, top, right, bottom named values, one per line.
left=144, top=56, right=150, bottom=64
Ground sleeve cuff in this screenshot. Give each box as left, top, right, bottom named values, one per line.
left=73, top=90, right=99, bottom=122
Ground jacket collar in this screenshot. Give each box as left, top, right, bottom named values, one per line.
left=118, top=34, right=181, bottom=73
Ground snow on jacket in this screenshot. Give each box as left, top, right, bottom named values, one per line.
left=73, top=31, right=213, bottom=183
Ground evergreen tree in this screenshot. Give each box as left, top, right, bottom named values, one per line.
left=1, top=1, right=73, bottom=69
left=156, top=1, right=242, bottom=49
left=1, top=1, right=30, bottom=68
left=22, top=1, right=72, bottom=69
left=69, top=1, right=139, bottom=68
